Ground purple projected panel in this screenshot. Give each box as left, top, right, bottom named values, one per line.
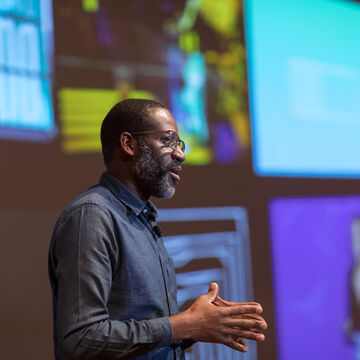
left=269, top=196, right=360, bottom=360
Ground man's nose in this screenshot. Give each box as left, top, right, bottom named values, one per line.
left=172, top=145, right=186, bottom=163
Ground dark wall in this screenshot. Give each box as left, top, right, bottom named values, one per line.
left=3, top=1, right=360, bottom=359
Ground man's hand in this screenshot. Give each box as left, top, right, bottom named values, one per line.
left=169, top=282, right=267, bottom=352
left=212, top=283, right=267, bottom=351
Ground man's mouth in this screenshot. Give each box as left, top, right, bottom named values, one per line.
left=168, top=166, right=181, bottom=182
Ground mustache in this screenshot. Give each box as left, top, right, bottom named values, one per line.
left=168, top=159, right=182, bottom=167
left=165, top=160, right=182, bottom=172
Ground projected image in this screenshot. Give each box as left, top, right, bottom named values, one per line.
left=269, top=196, right=360, bottom=360
left=245, top=0, right=360, bottom=177
left=0, top=0, right=55, bottom=141
left=349, top=217, right=360, bottom=357
left=54, top=0, right=250, bottom=164
left=159, top=207, right=256, bottom=360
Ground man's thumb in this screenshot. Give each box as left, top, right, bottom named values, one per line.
left=206, top=282, right=219, bottom=302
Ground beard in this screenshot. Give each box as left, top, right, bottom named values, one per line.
left=133, top=139, right=178, bottom=199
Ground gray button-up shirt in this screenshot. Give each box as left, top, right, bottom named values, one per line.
left=49, top=171, right=185, bottom=360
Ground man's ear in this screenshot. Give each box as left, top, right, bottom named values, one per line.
left=119, top=132, right=137, bottom=157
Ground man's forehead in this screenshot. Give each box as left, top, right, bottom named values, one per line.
left=147, top=107, right=178, bottom=131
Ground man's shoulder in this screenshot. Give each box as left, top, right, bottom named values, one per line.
left=59, top=184, right=126, bottom=222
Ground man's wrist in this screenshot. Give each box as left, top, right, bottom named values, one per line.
left=169, top=311, right=194, bottom=341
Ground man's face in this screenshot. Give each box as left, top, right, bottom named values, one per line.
left=133, top=108, right=185, bottom=199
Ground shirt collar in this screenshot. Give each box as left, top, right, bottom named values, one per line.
left=99, top=171, right=158, bottom=218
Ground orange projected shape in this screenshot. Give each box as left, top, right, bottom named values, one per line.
left=229, top=112, right=250, bottom=149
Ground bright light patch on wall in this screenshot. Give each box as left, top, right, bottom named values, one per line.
left=245, top=0, right=360, bottom=177
left=0, top=0, right=55, bottom=141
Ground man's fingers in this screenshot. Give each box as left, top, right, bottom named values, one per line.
left=237, top=337, right=248, bottom=348
left=227, top=317, right=267, bottom=330
left=239, top=313, right=266, bottom=321
left=241, top=330, right=265, bottom=341
left=227, top=313, right=265, bottom=322
left=205, top=282, right=219, bottom=303
left=225, top=304, right=263, bottom=316
left=221, top=335, right=248, bottom=352
left=232, top=314, right=266, bottom=325
left=213, top=297, right=262, bottom=311
left=213, top=296, right=229, bottom=306
left=226, top=328, right=266, bottom=341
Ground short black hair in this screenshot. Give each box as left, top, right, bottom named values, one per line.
left=100, top=98, right=167, bottom=165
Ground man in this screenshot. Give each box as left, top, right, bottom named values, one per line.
left=49, top=99, right=267, bottom=360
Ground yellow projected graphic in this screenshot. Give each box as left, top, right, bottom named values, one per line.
left=180, top=134, right=212, bottom=164
left=200, top=0, right=240, bottom=36
left=82, top=0, right=99, bottom=12
left=59, top=88, right=156, bottom=153
left=59, top=89, right=117, bottom=153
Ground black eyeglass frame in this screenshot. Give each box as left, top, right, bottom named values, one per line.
left=130, top=130, right=185, bottom=152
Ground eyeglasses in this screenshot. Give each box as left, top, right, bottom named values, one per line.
left=131, top=130, right=185, bottom=152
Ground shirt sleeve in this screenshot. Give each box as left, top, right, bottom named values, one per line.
left=49, top=203, right=173, bottom=360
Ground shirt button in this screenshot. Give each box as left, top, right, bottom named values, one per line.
left=143, top=208, right=148, bottom=214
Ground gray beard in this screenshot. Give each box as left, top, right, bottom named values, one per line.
left=134, top=139, right=176, bottom=199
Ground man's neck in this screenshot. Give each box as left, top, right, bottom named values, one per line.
left=107, top=165, right=149, bottom=202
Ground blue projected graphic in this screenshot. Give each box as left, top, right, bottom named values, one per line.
left=245, top=0, right=360, bottom=177
left=159, top=207, right=256, bottom=360
left=170, top=51, right=208, bottom=141
left=168, top=46, right=210, bottom=164
left=0, top=0, right=55, bottom=140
